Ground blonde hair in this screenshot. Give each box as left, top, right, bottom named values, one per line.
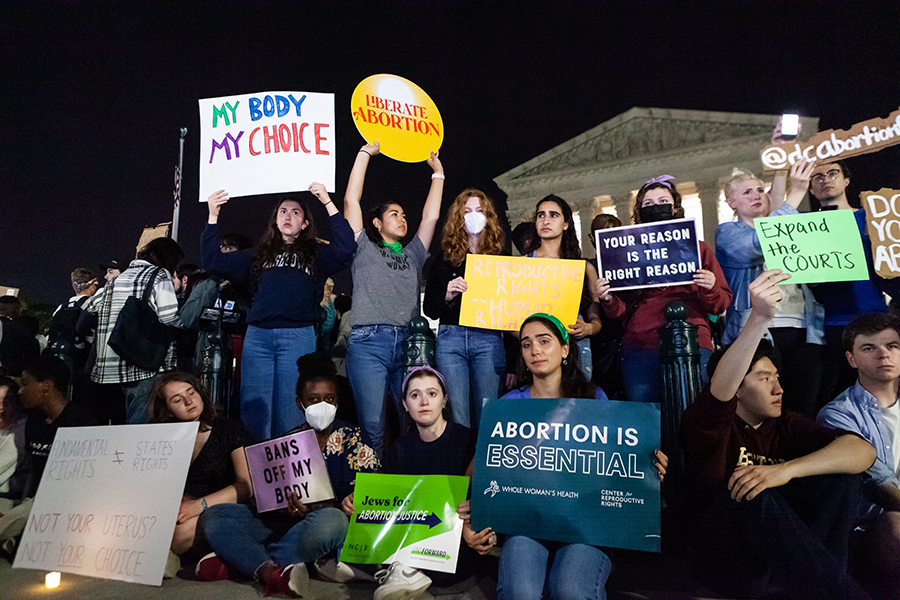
left=441, top=188, right=505, bottom=267
left=724, top=168, right=761, bottom=200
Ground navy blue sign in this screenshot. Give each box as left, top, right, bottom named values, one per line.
left=595, top=218, right=701, bottom=290
left=471, top=398, right=661, bottom=553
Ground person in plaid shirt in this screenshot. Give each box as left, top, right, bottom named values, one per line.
left=84, top=238, right=184, bottom=424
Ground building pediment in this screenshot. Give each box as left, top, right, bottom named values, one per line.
left=496, top=107, right=792, bottom=186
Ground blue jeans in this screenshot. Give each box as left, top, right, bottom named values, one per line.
left=435, top=325, right=505, bottom=430
left=497, top=536, right=611, bottom=600
left=200, top=503, right=347, bottom=578
left=346, top=325, right=407, bottom=456
left=241, top=325, right=316, bottom=442
left=621, top=347, right=711, bottom=403
left=123, top=376, right=156, bottom=424
left=574, top=337, right=592, bottom=381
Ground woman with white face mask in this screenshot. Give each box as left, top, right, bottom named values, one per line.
left=197, top=353, right=380, bottom=596
left=424, top=189, right=508, bottom=431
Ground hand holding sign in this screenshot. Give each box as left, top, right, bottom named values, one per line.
left=446, top=276, right=468, bottom=302
left=207, top=189, right=229, bottom=223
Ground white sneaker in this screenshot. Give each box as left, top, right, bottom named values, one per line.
left=314, top=557, right=376, bottom=583
left=374, top=562, right=432, bottom=600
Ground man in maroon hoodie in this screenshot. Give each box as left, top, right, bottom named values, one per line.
left=682, top=269, right=875, bottom=600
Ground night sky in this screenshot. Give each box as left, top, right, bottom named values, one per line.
left=4, top=1, right=900, bottom=307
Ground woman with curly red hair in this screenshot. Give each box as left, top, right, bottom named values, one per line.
left=424, top=188, right=508, bottom=430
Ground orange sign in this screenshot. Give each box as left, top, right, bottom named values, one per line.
left=351, top=74, right=443, bottom=163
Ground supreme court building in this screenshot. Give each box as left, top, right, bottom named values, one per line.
left=494, top=107, right=818, bottom=255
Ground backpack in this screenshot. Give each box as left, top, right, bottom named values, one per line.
left=47, top=296, right=89, bottom=350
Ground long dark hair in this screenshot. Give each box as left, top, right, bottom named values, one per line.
left=252, top=198, right=319, bottom=288
left=149, top=372, right=217, bottom=430
left=522, top=195, right=582, bottom=259
left=514, top=315, right=597, bottom=399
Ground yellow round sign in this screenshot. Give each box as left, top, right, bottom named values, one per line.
left=351, top=74, right=443, bottom=163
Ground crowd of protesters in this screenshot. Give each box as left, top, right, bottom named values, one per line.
left=2, top=121, right=899, bottom=600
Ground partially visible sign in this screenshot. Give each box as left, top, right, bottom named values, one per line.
left=244, top=429, right=334, bottom=512
left=863, top=188, right=900, bottom=279
left=0, top=286, right=19, bottom=296
left=755, top=210, right=869, bottom=285
left=458, top=255, right=585, bottom=332
left=136, top=223, right=171, bottom=256
left=341, top=474, right=468, bottom=573
left=761, top=107, right=900, bottom=170
left=351, top=74, right=443, bottom=163
left=596, top=218, right=701, bottom=291
left=198, top=90, right=335, bottom=200
left=14, top=423, right=198, bottom=586
left=471, top=398, right=661, bottom=552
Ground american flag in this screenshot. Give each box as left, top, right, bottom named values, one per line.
left=173, top=165, right=182, bottom=209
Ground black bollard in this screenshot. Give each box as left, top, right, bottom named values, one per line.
left=401, top=316, right=436, bottom=372
left=659, top=300, right=702, bottom=482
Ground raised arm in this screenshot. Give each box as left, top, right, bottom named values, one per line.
left=344, top=142, right=380, bottom=235
left=780, top=158, right=814, bottom=211
left=709, top=269, right=790, bottom=402
left=415, top=151, right=445, bottom=249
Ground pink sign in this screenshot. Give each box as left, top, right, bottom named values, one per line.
left=245, top=429, right=334, bottom=513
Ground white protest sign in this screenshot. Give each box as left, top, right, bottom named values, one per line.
left=14, top=423, right=199, bottom=586
left=199, top=91, right=335, bottom=201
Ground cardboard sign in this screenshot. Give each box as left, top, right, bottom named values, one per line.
left=351, top=74, right=443, bottom=163
left=199, top=91, right=335, bottom=201
left=458, top=255, right=585, bottom=332
left=244, top=429, right=334, bottom=512
left=14, top=423, right=198, bottom=586
left=754, top=210, right=869, bottom=284
left=471, top=398, right=661, bottom=552
left=136, top=223, right=170, bottom=256
left=0, top=286, right=19, bottom=296
left=341, top=474, right=468, bottom=573
left=595, top=219, right=701, bottom=291
left=761, top=107, right=900, bottom=170
left=863, top=188, right=900, bottom=279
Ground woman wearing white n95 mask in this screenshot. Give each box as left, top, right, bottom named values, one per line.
left=423, top=188, right=509, bottom=432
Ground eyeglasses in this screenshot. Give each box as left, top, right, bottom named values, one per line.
left=811, top=170, right=843, bottom=184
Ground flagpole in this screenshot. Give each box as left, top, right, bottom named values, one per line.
left=172, top=127, right=187, bottom=241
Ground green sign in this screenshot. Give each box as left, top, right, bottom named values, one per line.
left=471, top=398, right=661, bottom=553
left=754, top=210, right=868, bottom=284
left=341, top=473, right=468, bottom=573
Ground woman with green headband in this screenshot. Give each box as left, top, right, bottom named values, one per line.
left=473, top=313, right=665, bottom=600
left=342, top=141, right=445, bottom=457
left=504, top=313, right=606, bottom=400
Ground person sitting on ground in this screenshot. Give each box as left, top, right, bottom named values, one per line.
left=0, top=378, right=27, bottom=518
left=148, top=372, right=252, bottom=563
left=196, top=352, right=379, bottom=598
left=682, top=269, right=876, bottom=600
left=342, top=365, right=483, bottom=599
left=0, top=356, right=95, bottom=551
left=464, top=313, right=665, bottom=600
left=818, top=313, right=900, bottom=600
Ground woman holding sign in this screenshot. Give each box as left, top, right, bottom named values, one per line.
left=197, top=353, right=380, bottom=596
left=521, top=195, right=602, bottom=381
left=203, top=183, right=356, bottom=443
left=341, top=365, right=482, bottom=598
left=343, top=141, right=444, bottom=456
left=473, top=313, right=664, bottom=600
left=148, top=372, right=253, bottom=560
left=423, top=188, right=508, bottom=430
left=715, top=162, right=825, bottom=416
left=596, top=175, right=731, bottom=403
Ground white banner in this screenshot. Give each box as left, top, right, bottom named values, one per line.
left=199, top=91, right=335, bottom=201
left=14, top=423, right=199, bottom=586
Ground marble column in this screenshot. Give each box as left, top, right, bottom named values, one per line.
left=611, top=193, right=634, bottom=226
left=695, top=181, right=723, bottom=245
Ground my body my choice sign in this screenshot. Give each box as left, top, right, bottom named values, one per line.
left=199, top=90, right=335, bottom=201
left=471, top=398, right=661, bottom=553
left=596, top=218, right=701, bottom=291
